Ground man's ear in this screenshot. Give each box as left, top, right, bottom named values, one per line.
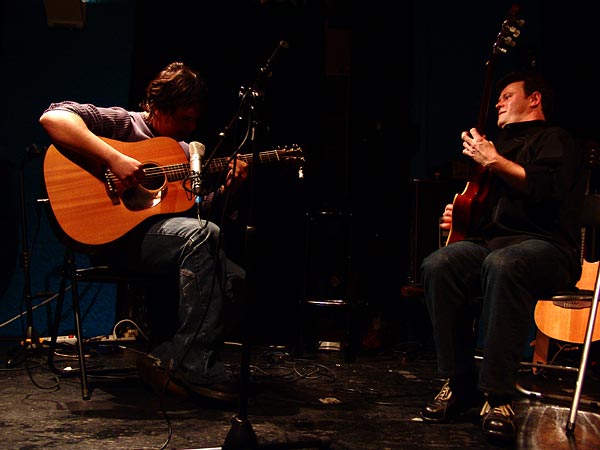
left=530, top=91, right=542, bottom=107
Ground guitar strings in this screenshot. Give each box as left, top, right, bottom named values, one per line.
left=104, top=148, right=300, bottom=185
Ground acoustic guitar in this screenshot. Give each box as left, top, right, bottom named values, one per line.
left=532, top=258, right=600, bottom=373
left=43, top=136, right=304, bottom=246
left=446, top=5, right=524, bottom=245
left=534, top=260, right=600, bottom=345
left=530, top=142, right=600, bottom=373
left=533, top=141, right=600, bottom=346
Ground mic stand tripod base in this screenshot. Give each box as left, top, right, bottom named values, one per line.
left=222, top=416, right=258, bottom=450
left=220, top=415, right=332, bottom=450
left=6, top=331, right=46, bottom=368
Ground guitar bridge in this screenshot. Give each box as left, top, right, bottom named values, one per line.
left=104, top=170, right=120, bottom=205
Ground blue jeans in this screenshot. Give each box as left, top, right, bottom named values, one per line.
left=421, top=238, right=575, bottom=396
left=138, top=216, right=245, bottom=385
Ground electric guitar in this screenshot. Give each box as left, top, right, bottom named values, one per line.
left=43, top=136, right=304, bottom=246
left=446, top=5, right=524, bottom=244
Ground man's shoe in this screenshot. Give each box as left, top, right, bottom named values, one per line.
left=178, top=372, right=266, bottom=404
left=480, top=401, right=517, bottom=441
left=136, top=355, right=189, bottom=401
left=179, top=378, right=240, bottom=404
left=137, top=355, right=259, bottom=405
left=421, top=379, right=482, bottom=423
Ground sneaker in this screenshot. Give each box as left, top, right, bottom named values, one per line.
left=421, top=379, right=483, bottom=423
left=480, top=400, right=517, bottom=441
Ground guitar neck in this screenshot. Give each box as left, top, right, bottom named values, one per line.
left=205, top=151, right=286, bottom=174
left=150, top=150, right=287, bottom=183
left=477, top=58, right=496, bottom=134
left=477, top=5, right=522, bottom=133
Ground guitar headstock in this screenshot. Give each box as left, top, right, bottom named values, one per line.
left=492, top=4, right=525, bottom=56
left=584, top=139, right=600, bottom=169
left=275, top=145, right=305, bottom=164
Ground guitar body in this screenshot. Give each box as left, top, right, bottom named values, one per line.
left=44, top=137, right=194, bottom=246
left=534, top=260, right=600, bottom=344
left=446, top=166, right=491, bottom=245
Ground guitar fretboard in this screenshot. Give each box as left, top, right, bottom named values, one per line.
left=106, top=148, right=302, bottom=187
left=206, top=151, right=285, bottom=173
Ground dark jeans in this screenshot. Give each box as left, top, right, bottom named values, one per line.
left=138, top=216, right=244, bottom=385
left=421, top=238, right=574, bottom=396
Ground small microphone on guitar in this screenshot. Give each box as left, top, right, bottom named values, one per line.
left=189, top=141, right=205, bottom=199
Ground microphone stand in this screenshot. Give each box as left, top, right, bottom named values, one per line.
left=221, top=80, right=261, bottom=450
left=7, top=145, right=50, bottom=367
left=201, top=40, right=329, bottom=450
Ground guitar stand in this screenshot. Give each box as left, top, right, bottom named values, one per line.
left=516, top=282, right=600, bottom=433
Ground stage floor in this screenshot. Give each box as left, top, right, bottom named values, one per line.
left=1, top=337, right=599, bottom=450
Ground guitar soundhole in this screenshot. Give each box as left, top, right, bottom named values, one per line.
left=140, top=162, right=165, bottom=190
left=121, top=162, right=168, bottom=211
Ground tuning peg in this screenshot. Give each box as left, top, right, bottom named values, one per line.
left=497, top=36, right=516, bottom=48
left=508, top=27, right=521, bottom=37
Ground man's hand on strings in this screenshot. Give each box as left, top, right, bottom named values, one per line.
left=220, top=158, right=248, bottom=194
left=461, top=128, right=499, bottom=168
left=110, top=152, right=144, bottom=190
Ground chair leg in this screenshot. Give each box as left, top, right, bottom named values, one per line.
left=54, top=249, right=91, bottom=400
left=47, top=255, right=69, bottom=375
left=68, top=254, right=91, bottom=400
left=566, top=282, right=600, bottom=433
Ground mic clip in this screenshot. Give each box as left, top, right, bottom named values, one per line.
left=190, top=171, right=203, bottom=199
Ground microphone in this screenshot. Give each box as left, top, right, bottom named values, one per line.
left=189, top=141, right=205, bottom=198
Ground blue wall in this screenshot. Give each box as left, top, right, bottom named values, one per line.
left=0, top=0, right=136, bottom=339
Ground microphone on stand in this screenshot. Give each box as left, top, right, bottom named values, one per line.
left=189, top=141, right=205, bottom=200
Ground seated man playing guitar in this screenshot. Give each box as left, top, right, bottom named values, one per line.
left=419, top=71, right=585, bottom=441
left=39, top=62, right=248, bottom=403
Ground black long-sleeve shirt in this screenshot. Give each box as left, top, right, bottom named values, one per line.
left=473, top=120, right=585, bottom=279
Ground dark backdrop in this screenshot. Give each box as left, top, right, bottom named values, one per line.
left=1, top=0, right=599, bottom=347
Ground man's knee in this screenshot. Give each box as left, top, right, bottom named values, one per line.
left=421, top=249, right=450, bottom=277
